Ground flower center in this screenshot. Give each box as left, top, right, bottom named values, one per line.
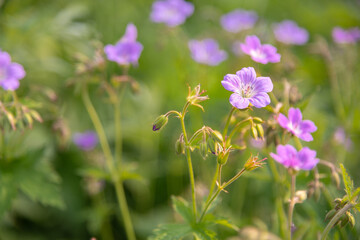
left=249, top=49, right=265, bottom=60
left=288, top=122, right=301, bottom=136
left=240, top=84, right=253, bottom=98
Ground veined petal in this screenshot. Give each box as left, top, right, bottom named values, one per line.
left=222, top=74, right=241, bottom=92
left=249, top=92, right=270, bottom=108
left=236, top=67, right=256, bottom=85
left=300, top=120, right=317, bottom=133
left=229, top=93, right=249, bottom=109
left=288, top=108, right=302, bottom=124
left=253, top=76, right=273, bottom=92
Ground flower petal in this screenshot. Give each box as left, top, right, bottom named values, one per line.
left=9, top=63, right=25, bottom=79
left=222, top=74, right=241, bottom=92
left=253, top=76, right=273, bottom=93
left=288, top=108, right=302, bottom=124
left=249, top=92, right=270, bottom=108
left=300, top=120, right=317, bottom=133
left=298, top=147, right=318, bottom=170
left=236, top=67, right=256, bottom=85
left=277, top=113, right=289, bottom=129
left=229, top=93, right=249, bottom=109
left=245, top=35, right=261, bottom=49
left=122, top=23, right=138, bottom=42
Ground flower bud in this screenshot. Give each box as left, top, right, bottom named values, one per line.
left=217, top=147, right=231, bottom=165
left=295, top=190, right=307, bottom=203
left=348, top=212, right=355, bottom=228
left=256, top=124, right=265, bottom=140
left=250, top=125, right=258, bottom=140
left=340, top=213, right=350, bottom=228
left=331, top=170, right=341, bottom=189
left=152, top=115, right=168, bottom=131
left=252, top=117, right=264, bottom=124
left=244, top=155, right=266, bottom=171
left=199, top=133, right=208, bottom=159
left=210, top=130, right=223, bottom=143
left=175, top=134, right=185, bottom=155
left=207, top=137, right=216, bottom=154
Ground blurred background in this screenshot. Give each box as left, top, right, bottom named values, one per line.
left=0, top=0, right=359, bottom=239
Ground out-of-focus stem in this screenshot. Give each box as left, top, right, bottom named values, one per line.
left=288, top=174, right=296, bottom=240
left=82, top=86, right=136, bottom=240
left=223, top=107, right=236, bottom=137
left=293, top=137, right=302, bottom=150
left=180, top=102, right=197, bottom=220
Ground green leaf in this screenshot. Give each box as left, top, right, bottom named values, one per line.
left=351, top=187, right=360, bottom=201
left=340, top=164, right=353, bottom=199
left=0, top=175, right=18, bottom=217
left=121, top=171, right=144, bottom=182
left=171, top=196, right=194, bottom=223
left=150, top=223, right=192, bottom=240
left=193, top=223, right=217, bottom=240
left=213, top=218, right=239, bottom=231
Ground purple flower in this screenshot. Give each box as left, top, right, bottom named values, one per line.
left=270, top=144, right=319, bottom=171
left=0, top=50, right=25, bottom=91
left=188, top=39, right=227, bottom=66
left=277, top=108, right=317, bottom=142
left=221, top=67, right=273, bottom=109
left=104, top=23, right=143, bottom=66
left=273, top=20, right=309, bottom=45
left=150, top=0, right=194, bottom=27
left=332, top=27, right=360, bottom=44
left=240, top=35, right=281, bottom=64
left=73, top=131, right=98, bottom=151
left=220, top=9, right=258, bottom=33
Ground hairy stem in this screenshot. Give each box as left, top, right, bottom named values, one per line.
left=288, top=174, right=296, bottom=240
left=321, top=202, right=354, bottom=240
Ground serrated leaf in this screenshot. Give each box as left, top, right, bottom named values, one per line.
left=340, top=164, right=353, bottom=199
left=193, top=224, right=217, bottom=240
left=0, top=175, right=18, bottom=217
left=150, top=223, right=192, bottom=240
left=352, top=187, right=360, bottom=201
left=171, top=196, right=194, bottom=223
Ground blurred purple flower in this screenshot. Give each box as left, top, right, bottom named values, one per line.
left=270, top=144, right=319, bottom=171
left=0, top=50, right=25, bottom=91
left=277, top=108, right=317, bottom=142
left=188, top=39, right=227, bottom=66
left=240, top=35, right=281, bottom=64
left=273, top=20, right=309, bottom=45
left=73, top=131, right=98, bottom=151
left=104, top=23, right=143, bottom=66
left=333, top=127, right=352, bottom=150
left=221, top=67, right=273, bottom=109
left=332, top=27, right=360, bottom=44
left=150, top=0, right=194, bottom=27
left=220, top=9, right=258, bottom=33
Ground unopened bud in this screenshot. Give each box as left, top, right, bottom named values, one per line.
left=199, top=133, right=208, bottom=159
left=295, top=190, right=307, bottom=203
left=331, top=171, right=341, bottom=189
left=130, top=80, right=140, bottom=94
left=347, top=212, right=355, bottom=228
left=250, top=126, right=258, bottom=140
left=210, top=130, right=223, bottom=143
left=207, top=137, right=216, bottom=154
left=152, top=115, right=168, bottom=131
left=340, top=213, right=350, bottom=228
left=175, top=134, right=185, bottom=155
left=256, top=124, right=264, bottom=140
left=244, top=155, right=266, bottom=171
left=252, top=117, right=264, bottom=124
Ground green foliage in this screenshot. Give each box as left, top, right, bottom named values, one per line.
left=151, top=196, right=237, bottom=240
left=0, top=148, right=65, bottom=217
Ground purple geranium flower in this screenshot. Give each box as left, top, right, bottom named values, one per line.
left=150, top=0, right=194, bottom=27
left=270, top=144, right=319, bottom=171
left=277, top=107, right=317, bottom=142
left=73, top=131, right=98, bottom=151
left=221, top=67, right=273, bottom=109
left=104, top=23, right=143, bottom=66
left=188, top=39, right=227, bottom=66
left=240, top=35, right=281, bottom=64
left=0, top=50, right=25, bottom=91
left=273, top=20, right=309, bottom=45
left=332, top=27, right=360, bottom=44
left=220, top=9, right=258, bottom=33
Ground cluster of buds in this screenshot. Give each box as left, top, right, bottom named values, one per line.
left=325, top=198, right=355, bottom=228
left=186, top=84, right=209, bottom=111
left=0, top=100, right=42, bottom=130
left=243, top=154, right=266, bottom=171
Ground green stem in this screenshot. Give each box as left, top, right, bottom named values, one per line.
left=82, top=86, right=136, bottom=240
left=228, top=117, right=252, bottom=141
left=206, top=163, right=219, bottom=204
left=288, top=174, right=296, bottom=240
left=223, top=107, right=236, bottom=137
left=321, top=202, right=354, bottom=240
left=293, top=137, right=302, bottom=151
left=180, top=102, right=197, bottom=220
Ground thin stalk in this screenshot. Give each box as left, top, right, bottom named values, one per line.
left=223, top=107, right=236, bottom=137
left=288, top=174, right=296, bottom=240
left=321, top=202, right=354, bottom=240
left=180, top=102, right=197, bottom=219
left=293, top=137, right=302, bottom=151
left=82, top=86, right=136, bottom=240
left=205, top=163, right=219, bottom=204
